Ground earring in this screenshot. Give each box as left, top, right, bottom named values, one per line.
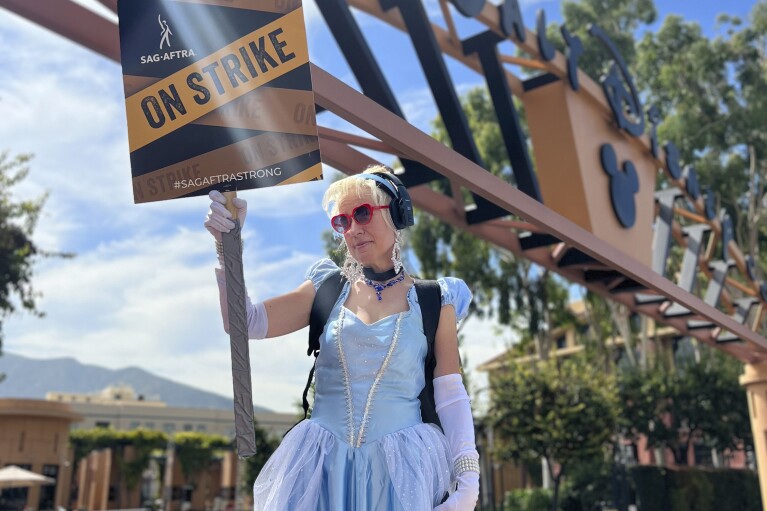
left=341, top=240, right=363, bottom=282
left=391, top=230, right=403, bottom=274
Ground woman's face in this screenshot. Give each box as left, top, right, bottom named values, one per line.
left=335, top=191, right=396, bottom=272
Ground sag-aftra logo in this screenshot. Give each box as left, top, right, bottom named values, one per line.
left=140, top=13, right=196, bottom=64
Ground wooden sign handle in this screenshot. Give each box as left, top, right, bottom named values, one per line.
left=222, top=191, right=238, bottom=220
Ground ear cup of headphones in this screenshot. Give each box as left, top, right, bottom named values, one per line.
left=388, top=196, right=405, bottom=229
left=370, top=171, right=414, bottom=230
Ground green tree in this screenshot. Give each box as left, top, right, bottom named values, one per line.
left=578, top=290, right=627, bottom=372
left=321, top=229, right=344, bottom=267
left=69, top=428, right=167, bottom=507
left=411, top=88, right=511, bottom=318
left=634, top=4, right=767, bottom=270
left=619, top=346, right=752, bottom=466
left=546, top=0, right=657, bottom=79
left=618, top=363, right=677, bottom=460
left=489, top=356, right=620, bottom=511
left=173, top=432, right=231, bottom=495
left=0, top=153, right=46, bottom=347
left=410, top=88, right=576, bottom=360
left=0, top=151, right=72, bottom=385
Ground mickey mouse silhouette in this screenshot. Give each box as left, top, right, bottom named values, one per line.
left=600, top=143, right=639, bottom=228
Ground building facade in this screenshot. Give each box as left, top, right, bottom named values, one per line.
left=0, top=387, right=295, bottom=511
left=46, top=385, right=296, bottom=438
left=0, top=399, right=82, bottom=511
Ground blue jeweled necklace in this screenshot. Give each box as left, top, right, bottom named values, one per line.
left=362, top=267, right=405, bottom=301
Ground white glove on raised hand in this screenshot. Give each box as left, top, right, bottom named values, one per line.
left=205, top=191, right=267, bottom=339
left=433, top=374, right=480, bottom=511
left=204, top=190, right=248, bottom=241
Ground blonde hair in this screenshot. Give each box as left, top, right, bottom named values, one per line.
left=322, top=165, right=404, bottom=280
left=322, top=165, right=396, bottom=231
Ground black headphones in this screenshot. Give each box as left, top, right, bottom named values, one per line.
left=363, top=171, right=414, bottom=230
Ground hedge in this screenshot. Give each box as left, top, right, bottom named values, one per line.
left=630, top=465, right=762, bottom=511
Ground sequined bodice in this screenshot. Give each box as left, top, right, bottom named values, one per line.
left=309, top=285, right=428, bottom=446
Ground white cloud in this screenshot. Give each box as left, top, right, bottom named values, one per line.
left=399, top=87, right=439, bottom=133
left=4, top=227, right=323, bottom=412
left=0, top=10, right=327, bottom=411
left=302, top=0, right=322, bottom=28
left=0, top=7, right=328, bottom=254
left=0, top=0, right=512, bottom=417
left=4, top=223, right=511, bottom=414
left=70, top=0, right=119, bottom=22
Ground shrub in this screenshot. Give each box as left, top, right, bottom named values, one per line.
left=629, top=466, right=762, bottom=511
left=504, top=488, right=555, bottom=511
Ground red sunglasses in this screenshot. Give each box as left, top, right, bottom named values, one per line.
left=331, top=204, right=389, bottom=234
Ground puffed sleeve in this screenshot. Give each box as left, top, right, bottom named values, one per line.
left=305, top=258, right=340, bottom=290
left=437, top=277, right=473, bottom=323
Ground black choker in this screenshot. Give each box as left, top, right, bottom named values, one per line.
left=362, top=266, right=400, bottom=282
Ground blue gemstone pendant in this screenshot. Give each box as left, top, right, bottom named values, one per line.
left=364, top=272, right=405, bottom=301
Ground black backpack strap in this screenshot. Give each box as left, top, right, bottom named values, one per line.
left=414, top=279, right=443, bottom=430
left=299, top=269, right=345, bottom=422
left=308, top=270, right=345, bottom=356
left=292, top=273, right=445, bottom=436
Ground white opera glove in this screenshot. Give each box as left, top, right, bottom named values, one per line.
left=205, top=191, right=264, bottom=338
left=214, top=268, right=267, bottom=339
left=433, top=373, right=480, bottom=511
left=204, top=190, right=248, bottom=243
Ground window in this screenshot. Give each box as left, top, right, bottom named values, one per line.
left=129, top=421, right=141, bottom=430
left=163, top=423, right=176, bottom=433
left=95, top=421, right=110, bottom=429
left=555, top=335, right=567, bottom=350
left=38, top=465, right=59, bottom=511
left=183, top=424, right=194, bottom=432
left=196, top=424, right=206, bottom=432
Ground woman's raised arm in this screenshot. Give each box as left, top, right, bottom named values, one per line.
left=205, top=191, right=316, bottom=339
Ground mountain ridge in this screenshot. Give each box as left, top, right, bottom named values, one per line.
left=0, top=352, right=271, bottom=413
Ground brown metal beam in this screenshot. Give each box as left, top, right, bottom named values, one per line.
left=0, top=0, right=120, bottom=62
left=319, top=136, right=762, bottom=363
left=310, top=63, right=767, bottom=355
left=317, top=127, right=399, bottom=156
left=9, top=0, right=760, bottom=305
left=4, top=0, right=764, bottom=359
left=350, top=0, right=755, bottom=288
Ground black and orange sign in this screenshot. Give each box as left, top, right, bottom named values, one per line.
left=118, top=0, right=322, bottom=203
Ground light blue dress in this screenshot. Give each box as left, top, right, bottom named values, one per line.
left=253, top=259, right=472, bottom=511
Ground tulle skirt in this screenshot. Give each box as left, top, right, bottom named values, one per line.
left=253, top=420, right=453, bottom=510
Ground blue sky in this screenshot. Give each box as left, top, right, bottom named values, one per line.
left=0, top=0, right=759, bottom=413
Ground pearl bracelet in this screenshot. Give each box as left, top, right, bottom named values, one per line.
left=454, top=455, right=480, bottom=476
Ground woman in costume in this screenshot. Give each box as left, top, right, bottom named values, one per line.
left=205, top=166, right=479, bottom=511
